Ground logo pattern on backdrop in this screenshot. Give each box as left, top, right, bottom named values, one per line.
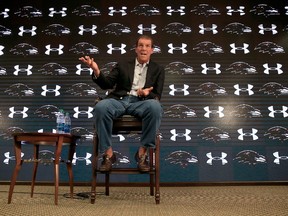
left=0, top=1, right=287, bottom=182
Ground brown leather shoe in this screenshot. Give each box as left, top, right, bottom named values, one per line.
left=99, top=153, right=116, bottom=172
left=135, top=151, right=150, bottom=172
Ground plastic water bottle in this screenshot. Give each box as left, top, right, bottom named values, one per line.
left=56, top=109, right=65, bottom=134
left=64, top=112, right=71, bottom=134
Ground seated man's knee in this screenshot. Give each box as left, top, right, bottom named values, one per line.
left=148, top=100, right=163, bottom=117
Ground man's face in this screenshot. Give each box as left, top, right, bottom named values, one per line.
left=135, top=38, right=154, bottom=64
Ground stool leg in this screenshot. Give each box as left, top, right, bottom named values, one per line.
left=149, top=148, right=154, bottom=196
left=155, top=135, right=160, bottom=204
left=105, top=173, right=110, bottom=196
left=31, top=144, right=39, bottom=198
left=8, top=141, right=22, bottom=204
left=91, top=133, right=99, bottom=204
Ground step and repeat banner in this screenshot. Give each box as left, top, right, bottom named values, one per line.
left=0, top=0, right=287, bottom=183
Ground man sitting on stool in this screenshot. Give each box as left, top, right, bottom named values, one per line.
left=79, top=35, right=165, bottom=172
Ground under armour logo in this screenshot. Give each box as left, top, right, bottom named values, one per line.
left=169, top=84, right=189, bottom=96
left=201, top=63, right=221, bottom=74
left=230, top=43, right=250, bottom=54
left=170, top=129, right=191, bottom=141
left=73, top=107, right=93, bottom=118
left=107, top=44, right=126, bottom=54
left=9, top=107, right=29, bottom=118
left=4, top=152, right=24, bottom=164
left=49, top=7, right=67, bottom=17
left=138, top=24, right=157, bottom=34
left=268, top=106, right=288, bottom=118
left=18, top=26, right=37, bottom=36
left=258, top=24, right=277, bottom=35
left=0, top=45, right=4, bottom=56
left=108, top=6, right=127, bottom=16
left=113, top=134, right=125, bottom=142
left=45, top=44, right=64, bottom=55
left=204, top=106, right=225, bottom=118
left=0, top=8, right=9, bottom=18
left=206, top=152, right=228, bottom=165
left=78, top=25, right=97, bottom=35
left=237, top=128, right=258, bottom=140
left=72, top=152, right=92, bottom=165
left=263, top=63, right=283, bottom=74
left=168, top=43, right=187, bottom=54
left=234, top=84, right=254, bottom=96
left=226, top=6, right=245, bottom=16
left=14, top=65, right=33, bottom=76
left=41, top=85, right=61, bottom=96
left=199, top=24, right=218, bottom=34
left=166, top=6, right=185, bottom=16
left=76, top=64, right=93, bottom=75
left=273, top=152, right=288, bottom=164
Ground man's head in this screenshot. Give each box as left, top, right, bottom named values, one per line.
left=135, top=35, right=154, bottom=64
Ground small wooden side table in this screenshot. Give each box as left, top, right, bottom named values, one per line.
left=7, top=132, right=80, bottom=205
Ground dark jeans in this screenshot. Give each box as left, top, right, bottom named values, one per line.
left=94, top=96, right=163, bottom=153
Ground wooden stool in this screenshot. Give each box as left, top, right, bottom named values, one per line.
left=7, top=132, right=80, bottom=205
left=91, top=115, right=160, bottom=204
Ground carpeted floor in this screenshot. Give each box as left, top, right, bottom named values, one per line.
left=0, top=184, right=287, bottom=216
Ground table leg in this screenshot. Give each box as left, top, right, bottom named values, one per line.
left=54, top=136, right=64, bottom=205
left=8, top=141, right=22, bottom=204
left=67, top=142, right=76, bottom=198
left=31, top=144, right=39, bottom=197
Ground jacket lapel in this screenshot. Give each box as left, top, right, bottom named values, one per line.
left=128, top=60, right=135, bottom=84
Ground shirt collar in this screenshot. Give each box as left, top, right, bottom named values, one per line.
left=135, top=58, right=149, bottom=67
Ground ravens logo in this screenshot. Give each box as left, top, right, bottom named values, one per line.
left=34, top=105, right=59, bottom=119
left=259, top=82, right=288, bottom=97
left=162, top=22, right=191, bottom=35
left=191, top=4, right=220, bottom=16
left=0, top=127, right=24, bottom=140
left=234, top=150, right=266, bottom=165
left=130, top=4, right=161, bottom=16
left=250, top=4, right=279, bottom=17
left=10, top=43, right=38, bottom=56
left=165, top=150, right=198, bottom=168
left=164, top=104, right=196, bottom=118
left=5, top=83, right=34, bottom=97
left=195, top=82, right=227, bottom=97
left=66, top=83, right=98, bottom=96
left=72, top=5, right=101, bottom=16
left=254, top=41, right=285, bottom=55
left=101, top=23, right=131, bottom=36
left=38, top=63, right=68, bottom=75
left=71, top=127, right=94, bottom=141
left=0, top=25, right=12, bottom=37
left=226, top=62, right=257, bottom=75
left=109, top=151, right=130, bottom=166
left=70, top=42, right=99, bottom=55
left=42, top=24, right=70, bottom=36
left=222, top=22, right=252, bottom=35
left=193, top=41, right=223, bottom=55
left=264, top=126, right=288, bottom=142
left=100, top=62, right=117, bottom=75
left=231, top=104, right=262, bottom=118
left=165, top=61, right=194, bottom=75
left=198, top=127, right=230, bottom=142
left=14, top=6, right=42, bottom=18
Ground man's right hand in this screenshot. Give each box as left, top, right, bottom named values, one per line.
left=79, top=56, right=100, bottom=77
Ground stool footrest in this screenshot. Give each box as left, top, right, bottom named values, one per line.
left=97, top=168, right=155, bottom=174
